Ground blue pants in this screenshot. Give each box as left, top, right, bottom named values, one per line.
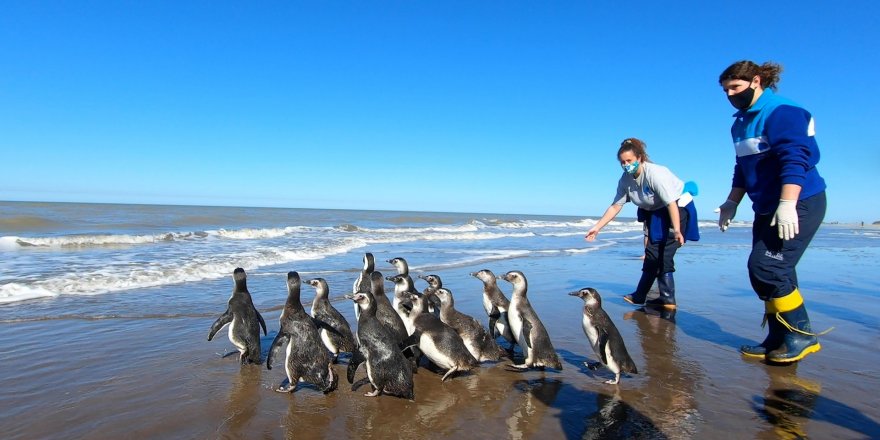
left=748, top=192, right=826, bottom=300
left=642, top=206, right=689, bottom=275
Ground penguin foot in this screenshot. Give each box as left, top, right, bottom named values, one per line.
left=275, top=378, right=295, bottom=393
left=584, top=361, right=602, bottom=371
left=323, top=368, right=338, bottom=394
left=505, top=363, right=531, bottom=372
left=364, top=388, right=381, bottom=397
left=604, top=374, right=621, bottom=385
left=441, top=367, right=460, bottom=382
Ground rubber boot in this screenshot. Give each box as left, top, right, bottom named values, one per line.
left=766, top=289, right=821, bottom=363
left=740, top=301, right=784, bottom=359
left=623, top=270, right=655, bottom=305
left=646, top=272, right=676, bottom=309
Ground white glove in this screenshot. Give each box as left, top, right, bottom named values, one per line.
left=717, top=199, right=739, bottom=232
left=771, top=199, right=799, bottom=240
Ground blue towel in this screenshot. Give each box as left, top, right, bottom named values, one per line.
left=647, top=201, right=700, bottom=244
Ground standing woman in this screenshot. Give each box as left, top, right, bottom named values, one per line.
left=717, top=60, right=827, bottom=363
left=585, top=138, right=699, bottom=309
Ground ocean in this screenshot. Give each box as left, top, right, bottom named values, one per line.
left=0, top=200, right=649, bottom=310
left=1, top=200, right=879, bottom=439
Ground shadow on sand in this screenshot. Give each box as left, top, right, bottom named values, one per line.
left=513, top=377, right=667, bottom=440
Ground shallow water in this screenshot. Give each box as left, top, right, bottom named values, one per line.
left=1, top=202, right=879, bottom=439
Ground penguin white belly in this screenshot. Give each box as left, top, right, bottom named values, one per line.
left=494, top=314, right=510, bottom=339
left=284, top=341, right=295, bottom=380
left=604, top=344, right=621, bottom=374
left=420, top=334, right=454, bottom=369
left=320, top=329, right=337, bottom=353
left=582, top=316, right=601, bottom=354
left=366, top=359, right=375, bottom=388
left=227, top=320, right=246, bottom=351
left=507, top=302, right=529, bottom=358
left=482, top=296, right=493, bottom=316
left=462, top=336, right=480, bottom=360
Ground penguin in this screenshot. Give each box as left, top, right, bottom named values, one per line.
left=266, top=271, right=338, bottom=393
left=373, top=271, right=421, bottom=368
left=208, top=267, right=268, bottom=364
left=386, top=273, right=421, bottom=334
left=470, top=269, right=517, bottom=351
left=400, top=293, right=479, bottom=381
left=417, top=273, right=443, bottom=316
left=352, top=253, right=375, bottom=319
left=433, top=287, right=506, bottom=362
left=569, top=287, right=638, bottom=385
left=498, top=271, right=562, bottom=370
left=387, top=257, right=414, bottom=286
left=369, top=271, right=409, bottom=344
left=347, top=291, right=415, bottom=399
left=306, top=277, right=356, bottom=363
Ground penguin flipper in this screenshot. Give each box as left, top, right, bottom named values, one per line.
left=255, top=308, right=267, bottom=336
left=347, top=349, right=365, bottom=384
left=400, top=332, right=421, bottom=351
left=351, top=376, right=371, bottom=392
left=207, top=309, right=233, bottom=341
left=521, top=316, right=533, bottom=349
left=597, top=331, right=610, bottom=366
left=266, top=331, right=290, bottom=371
left=488, top=306, right=501, bottom=339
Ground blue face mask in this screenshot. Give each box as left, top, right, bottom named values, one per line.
left=623, top=161, right=640, bottom=175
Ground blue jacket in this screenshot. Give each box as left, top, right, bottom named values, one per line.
left=730, top=89, right=826, bottom=214
left=646, top=202, right=700, bottom=244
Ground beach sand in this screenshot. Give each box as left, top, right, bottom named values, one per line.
left=1, top=237, right=879, bottom=439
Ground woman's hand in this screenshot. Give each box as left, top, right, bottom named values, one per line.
left=585, top=227, right=600, bottom=241
left=673, top=230, right=684, bottom=245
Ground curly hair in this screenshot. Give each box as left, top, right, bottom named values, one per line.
left=617, top=138, right=650, bottom=163
left=718, top=60, right=784, bottom=91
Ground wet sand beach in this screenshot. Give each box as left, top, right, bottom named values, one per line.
left=1, top=225, right=879, bottom=439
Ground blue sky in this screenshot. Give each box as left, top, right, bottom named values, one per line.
left=1, top=2, right=877, bottom=223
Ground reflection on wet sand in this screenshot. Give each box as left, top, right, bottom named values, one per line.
left=753, top=364, right=880, bottom=439
left=753, top=363, right=820, bottom=440
left=506, top=378, right=564, bottom=440
left=624, top=307, right=705, bottom=438
left=218, top=364, right=263, bottom=438
left=579, top=389, right=667, bottom=440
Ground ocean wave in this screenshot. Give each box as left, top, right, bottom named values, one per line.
left=405, top=250, right=532, bottom=273
left=5, top=232, right=206, bottom=248
left=206, top=226, right=312, bottom=240
left=0, top=240, right=359, bottom=304
left=0, top=283, right=59, bottom=304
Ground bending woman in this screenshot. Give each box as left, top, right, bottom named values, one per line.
left=585, top=138, right=699, bottom=309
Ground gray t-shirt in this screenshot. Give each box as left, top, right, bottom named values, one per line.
left=613, top=162, right=684, bottom=211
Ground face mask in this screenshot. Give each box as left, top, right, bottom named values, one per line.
left=728, top=85, right=756, bottom=110
left=623, top=161, right=640, bottom=175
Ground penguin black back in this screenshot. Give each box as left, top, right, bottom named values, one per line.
left=207, top=267, right=267, bottom=364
